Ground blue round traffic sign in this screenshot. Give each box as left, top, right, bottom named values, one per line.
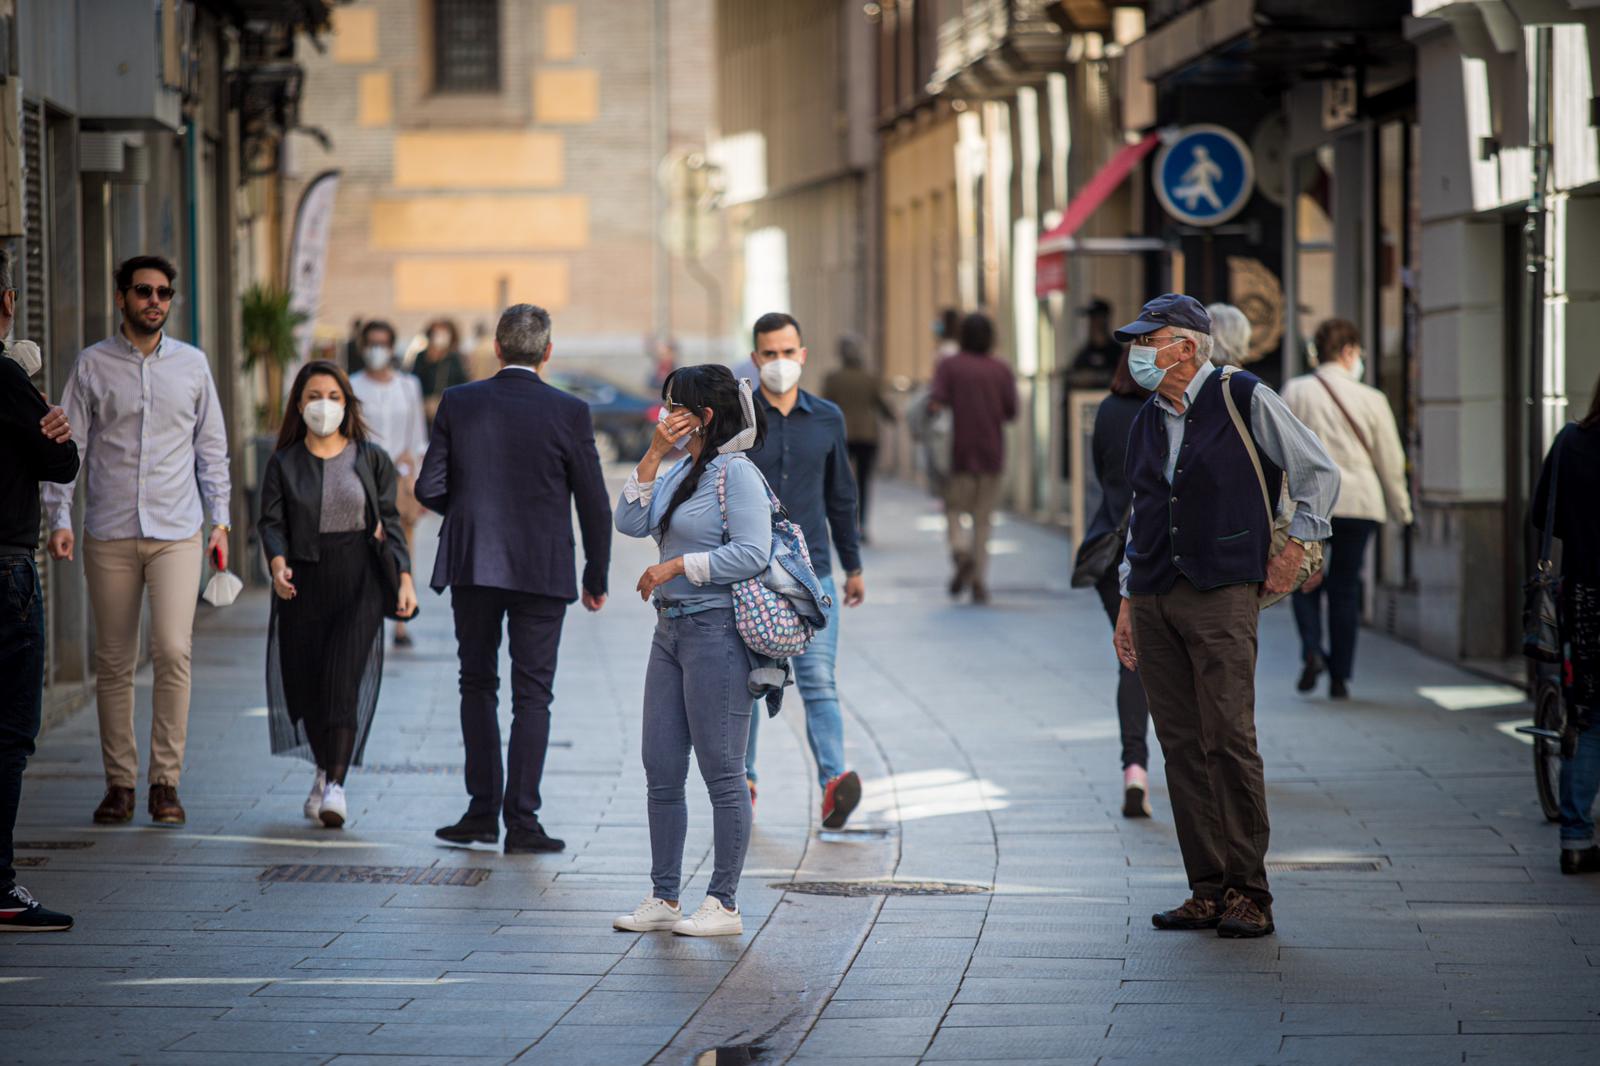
left=1153, top=124, right=1254, bottom=227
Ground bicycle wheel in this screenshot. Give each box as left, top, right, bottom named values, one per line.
left=1533, top=677, right=1565, bottom=823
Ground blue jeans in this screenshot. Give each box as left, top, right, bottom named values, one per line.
left=745, top=574, right=846, bottom=791
left=1, top=555, right=45, bottom=888
left=642, top=608, right=752, bottom=908
left=1560, top=726, right=1600, bottom=851
left=1291, top=517, right=1377, bottom=683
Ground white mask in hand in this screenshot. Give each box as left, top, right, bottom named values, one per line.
left=6, top=339, right=42, bottom=378
left=759, top=357, right=803, bottom=394
left=303, top=399, right=346, bottom=438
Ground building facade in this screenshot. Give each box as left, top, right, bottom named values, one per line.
left=4, top=0, right=335, bottom=722
left=287, top=0, right=729, bottom=376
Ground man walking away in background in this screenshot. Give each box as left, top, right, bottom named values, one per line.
left=350, top=319, right=429, bottom=648
left=44, top=256, right=232, bottom=830
left=1, top=251, right=79, bottom=932
left=823, top=334, right=895, bottom=544
left=929, top=312, right=1018, bottom=604
left=746, top=312, right=866, bottom=830
left=417, top=304, right=611, bottom=856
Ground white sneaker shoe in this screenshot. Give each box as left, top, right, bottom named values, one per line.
left=319, top=782, right=347, bottom=828
left=672, top=897, right=742, bottom=937
left=612, top=896, right=682, bottom=932
left=304, top=771, right=327, bottom=821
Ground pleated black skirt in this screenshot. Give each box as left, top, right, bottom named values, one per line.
left=266, top=530, right=385, bottom=765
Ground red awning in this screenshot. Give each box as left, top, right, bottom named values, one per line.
left=1035, top=131, right=1161, bottom=296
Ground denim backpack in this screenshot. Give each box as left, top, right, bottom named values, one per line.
left=716, top=459, right=831, bottom=659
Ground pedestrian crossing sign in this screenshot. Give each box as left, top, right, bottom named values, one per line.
left=1153, top=124, right=1254, bottom=227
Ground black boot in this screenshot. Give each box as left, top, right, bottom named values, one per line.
left=435, top=813, right=499, bottom=845
left=505, top=822, right=565, bottom=854
left=1560, top=846, right=1600, bottom=875
left=1297, top=652, right=1325, bottom=693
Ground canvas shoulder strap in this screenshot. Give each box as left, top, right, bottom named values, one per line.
left=1218, top=366, right=1273, bottom=526
left=1313, top=370, right=1375, bottom=464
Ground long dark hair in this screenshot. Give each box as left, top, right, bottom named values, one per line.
left=657, top=365, right=767, bottom=535
left=1584, top=368, right=1600, bottom=430
left=276, top=359, right=372, bottom=451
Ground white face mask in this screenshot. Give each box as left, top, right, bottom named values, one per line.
left=430, top=329, right=451, bottom=349
left=6, top=339, right=42, bottom=379
left=303, top=399, right=345, bottom=438
left=363, top=345, right=393, bottom=371
left=759, top=357, right=803, bottom=394
left=1351, top=355, right=1366, bottom=381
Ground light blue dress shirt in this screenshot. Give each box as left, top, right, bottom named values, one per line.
left=1119, top=360, right=1339, bottom=596
left=43, top=331, right=231, bottom=541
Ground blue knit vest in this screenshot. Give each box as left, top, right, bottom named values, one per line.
left=1124, top=369, right=1284, bottom=595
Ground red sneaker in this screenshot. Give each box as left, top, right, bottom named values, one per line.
left=821, top=771, right=861, bottom=830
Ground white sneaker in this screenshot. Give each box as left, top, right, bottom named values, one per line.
left=304, top=771, right=327, bottom=821
left=612, top=896, right=682, bottom=932
left=672, top=897, right=742, bottom=937
left=319, top=782, right=347, bottom=828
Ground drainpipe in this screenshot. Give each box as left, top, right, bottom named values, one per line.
left=1524, top=26, right=1552, bottom=499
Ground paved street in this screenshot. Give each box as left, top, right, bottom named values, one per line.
left=4, top=477, right=1598, bottom=1066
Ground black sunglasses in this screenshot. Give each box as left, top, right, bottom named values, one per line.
left=128, top=283, right=176, bottom=302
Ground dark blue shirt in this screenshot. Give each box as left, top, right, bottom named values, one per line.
left=749, top=389, right=861, bottom=577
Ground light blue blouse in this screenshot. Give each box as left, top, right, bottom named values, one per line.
left=614, top=453, right=772, bottom=610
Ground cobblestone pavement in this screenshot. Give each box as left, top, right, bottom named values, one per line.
left=5, top=478, right=1598, bottom=1065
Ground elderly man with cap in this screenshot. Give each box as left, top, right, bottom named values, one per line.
left=1110, top=294, right=1338, bottom=938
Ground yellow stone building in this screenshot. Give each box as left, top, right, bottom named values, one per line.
left=287, top=0, right=724, bottom=370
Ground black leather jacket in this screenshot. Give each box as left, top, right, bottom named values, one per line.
left=258, top=439, right=410, bottom=572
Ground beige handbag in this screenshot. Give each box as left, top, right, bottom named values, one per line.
left=1218, top=367, right=1323, bottom=609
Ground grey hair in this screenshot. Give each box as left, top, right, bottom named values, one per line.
left=1171, top=325, right=1213, bottom=366
left=496, top=303, right=552, bottom=365
left=1206, top=303, right=1250, bottom=367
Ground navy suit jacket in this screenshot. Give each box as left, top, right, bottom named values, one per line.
left=416, top=367, right=611, bottom=601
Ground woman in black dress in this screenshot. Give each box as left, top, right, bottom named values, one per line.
left=1076, top=345, right=1154, bottom=819
left=1533, top=370, right=1600, bottom=875
left=259, top=361, right=416, bottom=828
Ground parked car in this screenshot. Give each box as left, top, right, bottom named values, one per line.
left=543, top=370, right=659, bottom=463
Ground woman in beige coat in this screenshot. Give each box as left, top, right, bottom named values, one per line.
left=1282, top=319, right=1412, bottom=698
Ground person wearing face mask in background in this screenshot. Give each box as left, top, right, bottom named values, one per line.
left=349, top=320, right=428, bottom=648
left=927, top=312, right=1018, bottom=605
left=1, top=250, right=80, bottom=932
left=414, top=318, right=470, bottom=427
left=258, top=361, right=416, bottom=829
left=1282, top=319, right=1412, bottom=699
left=744, top=312, right=867, bottom=829
left=1111, top=294, right=1338, bottom=939
left=44, top=256, right=232, bottom=830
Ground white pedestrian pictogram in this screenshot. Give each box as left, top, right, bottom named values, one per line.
left=1173, top=145, right=1224, bottom=212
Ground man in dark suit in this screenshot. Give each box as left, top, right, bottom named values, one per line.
left=416, top=304, right=611, bottom=855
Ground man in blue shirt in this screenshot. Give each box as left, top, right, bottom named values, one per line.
left=743, top=312, right=865, bottom=830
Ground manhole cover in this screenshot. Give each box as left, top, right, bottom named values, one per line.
left=13, top=857, right=46, bottom=868
left=260, top=864, right=490, bottom=886
left=770, top=879, right=990, bottom=897
left=1266, top=859, right=1387, bottom=872
left=16, top=841, right=94, bottom=850
left=353, top=764, right=464, bottom=775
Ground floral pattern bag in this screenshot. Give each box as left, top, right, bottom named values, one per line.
left=716, top=461, right=821, bottom=658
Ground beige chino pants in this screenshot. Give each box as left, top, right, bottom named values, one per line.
left=943, top=472, right=1003, bottom=584
left=83, top=531, right=203, bottom=788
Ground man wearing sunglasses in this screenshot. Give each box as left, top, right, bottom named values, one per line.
left=43, top=256, right=232, bottom=829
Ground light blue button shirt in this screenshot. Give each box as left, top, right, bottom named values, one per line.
left=1119, top=360, right=1339, bottom=596
left=43, top=331, right=231, bottom=541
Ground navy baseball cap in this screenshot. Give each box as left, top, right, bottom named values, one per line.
left=1113, top=293, right=1212, bottom=343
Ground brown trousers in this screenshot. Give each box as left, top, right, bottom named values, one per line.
left=944, top=472, right=1003, bottom=584
left=83, top=532, right=204, bottom=788
left=1130, top=578, right=1272, bottom=906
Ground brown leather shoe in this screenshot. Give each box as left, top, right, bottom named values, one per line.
left=92, top=786, right=135, bottom=825
left=148, top=785, right=186, bottom=826
left=1152, top=895, right=1223, bottom=930
left=1216, top=888, right=1275, bottom=938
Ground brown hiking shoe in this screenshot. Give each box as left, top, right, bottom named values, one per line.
left=148, top=785, right=186, bottom=826
left=1216, top=888, right=1275, bottom=939
left=92, top=786, right=135, bottom=825
left=1151, top=896, right=1222, bottom=930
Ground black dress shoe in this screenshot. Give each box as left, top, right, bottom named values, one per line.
left=505, top=825, right=565, bottom=854
left=1561, top=846, right=1600, bottom=875
left=435, top=814, right=498, bottom=845
left=1297, top=652, right=1325, bottom=693
left=1329, top=677, right=1350, bottom=700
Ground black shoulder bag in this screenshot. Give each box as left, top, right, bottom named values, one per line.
left=364, top=445, right=420, bottom=623
left=1523, top=429, right=1566, bottom=663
